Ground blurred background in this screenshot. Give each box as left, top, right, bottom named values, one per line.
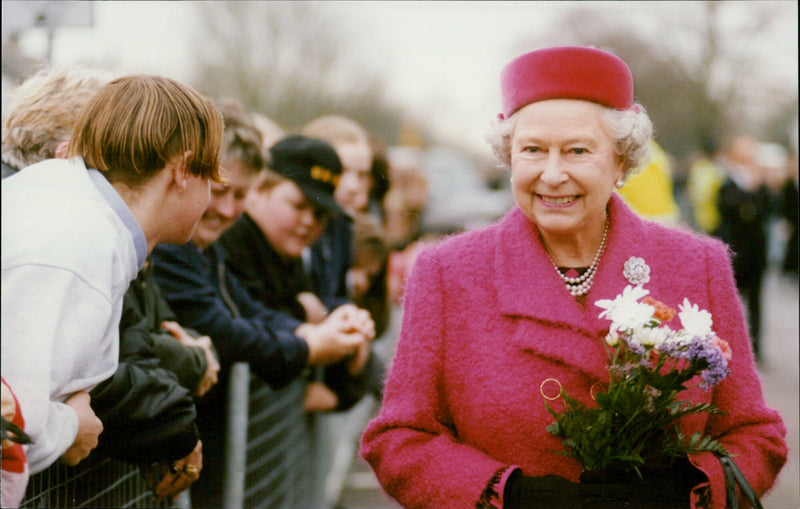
left=3, top=1, right=798, bottom=233
left=3, top=2, right=797, bottom=508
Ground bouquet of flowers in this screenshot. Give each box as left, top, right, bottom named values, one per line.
left=545, top=283, right=733, bottom=478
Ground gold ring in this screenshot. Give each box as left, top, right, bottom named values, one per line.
left=182, top=464, right=199, bottom=475
left=590, top=382, right=604, bottom=401
left=539, top=378, right=562, bottom=401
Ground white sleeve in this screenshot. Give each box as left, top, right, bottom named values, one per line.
left=1, top=264, right=116, bottom=474
left=24, top=402, right=79, bottom=474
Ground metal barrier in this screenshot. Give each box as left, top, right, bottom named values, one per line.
left=223, top=363, right=323, bottom=509
left=19, top=453, right=179, bottom=508
left=18, top=353, right=388, bottom=509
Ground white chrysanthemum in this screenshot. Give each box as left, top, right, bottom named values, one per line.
left=632, top=324, right=671, bottom=347
left=596, top=285, right=653, bottom=331
left=596, top=285, right=650, bottom=319
left=678, top=298, right=713, bottom=337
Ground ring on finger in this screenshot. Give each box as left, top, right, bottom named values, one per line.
left=182, top=464, right=199, bottom=475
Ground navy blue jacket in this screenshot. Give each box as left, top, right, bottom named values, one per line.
left=150, top=242, right=309, bottom=389
left=309, top=214, right=353, bottom=310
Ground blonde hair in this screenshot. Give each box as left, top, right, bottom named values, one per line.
left=68, top=74, right=224, bottom=189
left=2, top=65, right=116, bottom=169
left=252, top=113, right=285, bottom=153
left=301, top=114, right=369, bottom=148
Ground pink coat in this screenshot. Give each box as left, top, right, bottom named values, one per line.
left=361, top=195, right=786, bottom=509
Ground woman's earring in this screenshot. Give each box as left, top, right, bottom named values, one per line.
left=615, top=179, right=625, bottom=189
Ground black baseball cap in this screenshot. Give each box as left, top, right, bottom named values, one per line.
left=268, top=134, right=347, bottom=218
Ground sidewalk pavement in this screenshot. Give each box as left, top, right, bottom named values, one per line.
left=758, top=269, right=799, bottom=509
left=338, top=268, right=800, bottom=509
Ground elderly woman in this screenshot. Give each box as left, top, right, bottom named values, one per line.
left=360, top=47, right=786, bottom=509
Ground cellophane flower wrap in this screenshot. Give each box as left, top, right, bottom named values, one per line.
left=545, top=284, right=733, bottom=477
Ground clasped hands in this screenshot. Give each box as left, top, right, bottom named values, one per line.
left=161, top=321, right=221, bottom=397
left=295, top=301, right=375, bottom=372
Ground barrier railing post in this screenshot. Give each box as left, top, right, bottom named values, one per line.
left=223, top=362, right=251, bottom=509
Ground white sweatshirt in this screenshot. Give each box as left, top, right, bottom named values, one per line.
left=1, top=157, right=143, bottom=473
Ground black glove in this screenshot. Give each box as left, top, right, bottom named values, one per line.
left=504, top=470, right=634, bottom=509
left=580, top=457, right=707, bottom=509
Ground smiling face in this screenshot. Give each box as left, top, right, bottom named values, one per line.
left=246, top=179, right=329, bottom=259
left=510, top=99, right=624, bottom=241
left=192, top=158, right=257, bottom=249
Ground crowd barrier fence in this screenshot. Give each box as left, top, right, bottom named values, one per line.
left=18, top=361, right=372, bottom=509
left=19, top=453, right=183, bottom=508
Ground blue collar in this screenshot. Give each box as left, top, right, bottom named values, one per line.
left=86, top=165, right=148, bottom=269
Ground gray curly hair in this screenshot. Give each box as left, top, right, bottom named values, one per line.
left=484, top=102, right=654, bottom=179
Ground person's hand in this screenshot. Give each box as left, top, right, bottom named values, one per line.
left=348, top=341, right=371, bottom=376
left=504, top=470, right=634, bottom=509
left=581, top=458, right=706, bottom=509
left=192, top=336, right=220, bottom=397
left=60, top=391, right=103, bottom=466
left=296, top=292, right=328, bottom=324
left=295, top=306, right=371, bottom=366
left=334, top=304, right=376, bottom=341
left=161, top=321, right=220, bottom=396
left=346, top=267, right=372, bottom=300
left=303, top=381, right=338, bottom=412
left=160, top=321, right=195, bottom=346
left=154, top=440, right=203, bottom=502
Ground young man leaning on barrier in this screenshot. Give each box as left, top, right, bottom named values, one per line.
left=1, top=72, right=224, bottom=480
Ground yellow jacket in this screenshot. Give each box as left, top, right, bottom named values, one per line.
left=617, top=141, right=681, bottom=225
left=686, top=157, right=726, bottom=233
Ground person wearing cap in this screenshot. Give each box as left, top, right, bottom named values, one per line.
left=218, top=134, right=377, bottom=413
left=150, top=129, right=372, bottom=508
left=360, top=46, right=786, bottom=509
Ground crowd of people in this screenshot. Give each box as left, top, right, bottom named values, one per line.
left=0, top=44, right=795, bottom=509
left=0, top=64, right=427, bottom=508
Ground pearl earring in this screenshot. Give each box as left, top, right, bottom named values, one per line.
left=615, top=179, right=624, bottom=189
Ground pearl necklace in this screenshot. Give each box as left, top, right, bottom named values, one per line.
left=545, top=218, right=610, bottom=297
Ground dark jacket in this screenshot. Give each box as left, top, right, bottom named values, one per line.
left=309, top=214, right=353, bottom=310
left=780, top=177, right=798, bottom=274
left=90, top=289, right=200, bottom=463
left=150, top=241, right=309, bottom=389
left=218, top=213, right=376, bottom=410
left=219, top=213, right=310, bottom=320
left=132, top=260, right=208, bottom=392
left=713, top=178, right=771, bottom=285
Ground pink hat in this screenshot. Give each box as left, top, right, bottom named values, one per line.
left=499, top=46, right=634, bottom=119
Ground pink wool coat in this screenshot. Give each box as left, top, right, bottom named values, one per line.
left=361, top=195, right=786, bottom=509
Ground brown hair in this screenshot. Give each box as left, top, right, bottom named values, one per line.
left=251, top=167, right=287, bottom=192
left=215, top=98, right=265, bottom=175
left=301, top=114, right=369, bottom=148
left=68, top=74, right=224, bottom=189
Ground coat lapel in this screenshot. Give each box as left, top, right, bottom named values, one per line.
left=493, top=196, right=650, bottom=380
